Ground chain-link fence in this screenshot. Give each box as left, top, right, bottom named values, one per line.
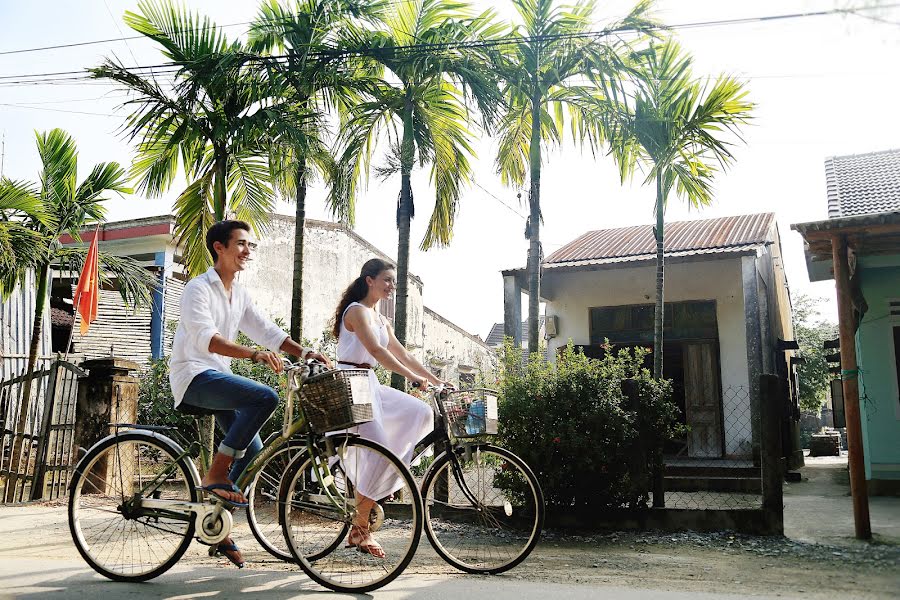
left=658, top=385, right=763, bottom=510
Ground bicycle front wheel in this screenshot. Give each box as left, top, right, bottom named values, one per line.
left=422, top=444, right=544, bottom=574
left=279, top=435, right=423, bottom=593
left=246, top=437, right=308, bottom=561
left=68, top=431, right=198, bottom=581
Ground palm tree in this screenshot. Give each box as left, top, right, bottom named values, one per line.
left=248, top=0, right=380, bottom=341
left=93, top=0, right=300, bottom=276
left=606, top=39, right=753, bottom=378
left=0, top=179, right=49, bottom=297
left=493, top=0, right=656, bottom=354
left=3, top=129, right=156, bottom=501
left=334, top=0, right=504, bottom=387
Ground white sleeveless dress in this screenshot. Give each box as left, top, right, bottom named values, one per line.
left=337, top=302, right=433, bottom=499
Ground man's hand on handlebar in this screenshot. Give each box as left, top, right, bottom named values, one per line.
left=252, top=350, right=284, bottom=373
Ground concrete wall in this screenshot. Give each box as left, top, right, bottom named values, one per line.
left=238, top=215, right=425, bottom=346
left=423, top=307, right=496, bottom=383
left=540, top=256, right=752, bottom=455
left=49, top=215, right=492, bottom=383
left=856, top=257, right=900, bottom=483
left=235, top=216, right=492, bottom=383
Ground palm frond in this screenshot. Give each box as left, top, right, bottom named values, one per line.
left=172, top=172, right=216, bottom=277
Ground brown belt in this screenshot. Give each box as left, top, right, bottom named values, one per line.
left=339, top=360, right=373, bottom=370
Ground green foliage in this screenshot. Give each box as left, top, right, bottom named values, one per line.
left=497, top=341, right=681, bottom=509
left=794, top=294, right=839, bottom=413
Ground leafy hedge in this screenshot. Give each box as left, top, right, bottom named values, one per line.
left=497, top=342, right=681, bottom=510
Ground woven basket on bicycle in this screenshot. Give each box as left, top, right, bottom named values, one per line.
left=299, top=368, right=374, bottom=433
left=442, top=388, right=499, bottom=438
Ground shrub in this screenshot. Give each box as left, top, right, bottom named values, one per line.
left=497, top=341, right=680, bottom=510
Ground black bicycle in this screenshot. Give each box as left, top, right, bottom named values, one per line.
left=410, top=384, right=544, bottom=573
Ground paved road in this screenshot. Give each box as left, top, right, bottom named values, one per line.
left=0, top=558, right=790, bottom=600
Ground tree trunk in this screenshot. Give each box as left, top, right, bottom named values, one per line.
left=290, top=160, right=307, bottom=342
left=6, top=262, right=49, bottom=501
left=391, top=90, right=415, bottom=391
left=526, top=83, right=542, bottom=355
left=653, top=174, right=665, bottom=379
left=213, top=149, right=227, bottom=221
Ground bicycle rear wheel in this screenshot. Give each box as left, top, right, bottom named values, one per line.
left=68, top=431, right=199, bottom=581
left=279, top=435, right=422, bottom=593
left=246, top=437, right=307, bottom=561
left=422, top=444, right=544, bottom=574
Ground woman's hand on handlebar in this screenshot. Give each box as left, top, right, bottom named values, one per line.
left=305, top=351, right=333, bottom=369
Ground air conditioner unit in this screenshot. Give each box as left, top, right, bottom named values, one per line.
left=544, top=315, right=559, bottom=338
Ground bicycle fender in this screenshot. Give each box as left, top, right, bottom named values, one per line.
left=71, top=429, right=202, bottom=490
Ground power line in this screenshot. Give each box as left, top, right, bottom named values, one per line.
left=0, top=103, right=120, bottom=117
left=472, top=180, right=526, bottom=219
left=0, top=20, right=253, bottom=56
left=1, top=2, right=895, bottom=63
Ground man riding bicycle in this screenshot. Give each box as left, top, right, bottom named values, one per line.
left=168, top=219, right=331, bottom=567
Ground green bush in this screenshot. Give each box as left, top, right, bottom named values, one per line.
left=497, top=341, right=680, bottom=510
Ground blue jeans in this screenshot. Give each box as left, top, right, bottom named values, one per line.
left=181, top=369, right=279, bottom=483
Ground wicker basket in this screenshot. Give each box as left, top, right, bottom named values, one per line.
left=442, top=388, right=498, bottom=438
left=300, top=369, right=374, bottom=433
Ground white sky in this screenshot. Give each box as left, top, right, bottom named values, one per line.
left=2, top=0, right=899, bottom=338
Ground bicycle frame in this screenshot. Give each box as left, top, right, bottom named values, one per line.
left=102, top=364, right=356, bottom=535
left=412, top=387, right=498, bottom=508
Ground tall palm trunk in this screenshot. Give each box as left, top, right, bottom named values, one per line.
left=526, top=82, right=542, bottom=354
left=204, top=147, right=229, bottom=468
left=6, top=262, right=49, bottom=501
left=391, top=90, right=415, bottom=390
left=213, top=149, right=228, bottom=221
left=652, top=173, right=665, bottom=379
left=291, top=160, right=307, bottom=342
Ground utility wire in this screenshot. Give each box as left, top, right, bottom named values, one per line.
left=1, top=3, right=895, bottom=59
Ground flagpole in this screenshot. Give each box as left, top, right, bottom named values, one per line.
left=63, top=225, right=100, bottom=362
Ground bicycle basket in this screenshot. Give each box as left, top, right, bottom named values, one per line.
left=300, top=369, right=374, bottom=433
left=442, top=388, right=498, bottom=438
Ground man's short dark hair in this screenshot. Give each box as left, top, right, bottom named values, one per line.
left=206, top=220, right=251, bottom=262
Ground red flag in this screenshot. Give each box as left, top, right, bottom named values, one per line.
left=74, top=228, right=100, bottom=335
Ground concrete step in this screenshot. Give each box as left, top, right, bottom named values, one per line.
left=665, top=465, right=760, bottom=478
left=664, top=475, right=762, bottom=494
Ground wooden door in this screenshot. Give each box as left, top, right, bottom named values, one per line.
left=683, top=342, right=723, bottom=458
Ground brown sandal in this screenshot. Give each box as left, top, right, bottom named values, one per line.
left=346, top=524, right=386, bottom=558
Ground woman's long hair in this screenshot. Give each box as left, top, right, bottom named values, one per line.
left=332, top=258, right=395, bottom=339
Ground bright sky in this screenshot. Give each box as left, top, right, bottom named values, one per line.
left=2, top=1, right=899, bottom=338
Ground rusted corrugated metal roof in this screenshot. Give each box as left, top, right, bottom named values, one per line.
left=545, top=213, right=775, bottom=265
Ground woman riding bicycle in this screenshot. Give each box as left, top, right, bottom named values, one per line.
left=332, top=258, right=443, bottom=557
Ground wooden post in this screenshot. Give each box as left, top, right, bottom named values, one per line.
left=760, top=374, right=784, bottom=534
left=831, top=235, right=871, bottom=540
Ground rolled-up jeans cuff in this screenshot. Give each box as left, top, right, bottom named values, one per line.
left=217, top=442, right=246, bottom=459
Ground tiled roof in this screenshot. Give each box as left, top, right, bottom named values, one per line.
left=826, top=148, right=900, bottom=218
left=545, top=213, right=775, bottom=266
left=484, top=319, right=543, bottom=347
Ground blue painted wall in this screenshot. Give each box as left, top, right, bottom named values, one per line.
left=149, top=252, right=166, bottom=360
left=856, top=256, right=900, bottom=481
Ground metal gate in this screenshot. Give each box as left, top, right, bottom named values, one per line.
left=0, top=359, right=83, bottom=503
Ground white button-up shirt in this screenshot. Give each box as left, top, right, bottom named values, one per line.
left=169, top=267, right=288, bottom=406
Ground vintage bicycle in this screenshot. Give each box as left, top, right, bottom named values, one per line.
left=277, top=381, right=545, bottom=578
left=67, top=359, right=422, bottom=593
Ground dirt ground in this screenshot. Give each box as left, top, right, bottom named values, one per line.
left=2, top=454, right=897, bottom=599
left=3, top=498, right=895, bottom=600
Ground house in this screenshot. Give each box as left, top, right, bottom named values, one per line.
left=792, top=148, right=900, bottom=496
left=502, top=212, right=801, bottom=465
left=49, top=215, right=494, bottom=382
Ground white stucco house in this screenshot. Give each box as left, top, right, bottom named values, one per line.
left=47, top=215, right=494, bottom=382
left=502, top=212, right=799, bottom=462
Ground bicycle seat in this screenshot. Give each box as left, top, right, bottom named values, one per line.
left=176, top=403, right=217, bottom=416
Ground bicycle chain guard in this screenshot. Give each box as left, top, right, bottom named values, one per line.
left=196, top=504, right=233, bottom=546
